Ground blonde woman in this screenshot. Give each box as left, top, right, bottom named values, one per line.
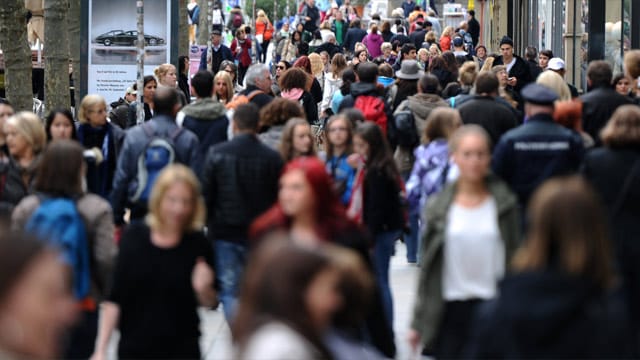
left=213, top=71, right=234, bottom=104
left=409, top=125, right=519, bottom=358
left=91, top=164, right=216, bottom=360
left=0, top=112, right=46, bottom=207
left=536, top=71, right=572, bottom=101
left=76, top=94, right=125, bottom=199
left=308, top=52, right=325, bottom=92
left=492, top=65, right=520, bottom=109
left=439, top=26, right=454, bottom=52
left=155, top=63, right=187, bottom=105
left=255, top=10, right=274, bottom=63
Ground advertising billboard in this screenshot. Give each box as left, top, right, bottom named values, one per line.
left=86, top=0, right=174, bottom=104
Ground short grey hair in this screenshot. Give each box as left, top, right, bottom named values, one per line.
left=244, top=63, right=270, bottom=87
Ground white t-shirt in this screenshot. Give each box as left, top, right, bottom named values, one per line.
left=240, top=322, right=321, bottom=360
left=506, top=57, right=517, bottom=73
left=442, top=196, right=505, bottom=301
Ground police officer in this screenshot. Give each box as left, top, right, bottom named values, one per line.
left=492, top=83, right=584, bottom=209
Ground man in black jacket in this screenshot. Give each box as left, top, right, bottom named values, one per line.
left=201, top=103, right=283, bottom=322
left=457, top=71, right=518, bottom=147
left=492, top=83, right=584, bottom=209
left=580, top=60, right=634, bottom=145
left=467, top=10, right=480, bottom=47
left=300, top=0, right=320, bottom=33
left=342, top=18, right=367, bottom=54
left=493, top=36, right=532, bottom=94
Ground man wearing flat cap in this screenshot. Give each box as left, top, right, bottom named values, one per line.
left=199, top=29, right=233, bottom=73
left=492, top=83, right=584, bottom=210
left=492, top=35, right=533, bottom=94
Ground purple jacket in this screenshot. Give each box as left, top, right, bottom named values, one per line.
left=406, top=139, right=450, bottom=214
left=363, top=32, right=384, bottom=58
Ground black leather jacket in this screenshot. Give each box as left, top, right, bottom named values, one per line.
left=201, top=133, right=283, bottom=243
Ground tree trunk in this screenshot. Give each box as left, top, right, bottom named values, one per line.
left=178, top=0, right=189, bottom=56
left=0, top=0, right=33, bottom=112
left=197, top=0, right=209, bottom=46
left=44, top=0, right=71, bottom=112
left=68, top=0, right=81, bottom=114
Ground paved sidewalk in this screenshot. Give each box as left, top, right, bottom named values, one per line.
left=107, top=241, right=420, bottom=359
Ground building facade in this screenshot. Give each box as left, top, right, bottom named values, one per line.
left=471, top=0, right=638, bottom=93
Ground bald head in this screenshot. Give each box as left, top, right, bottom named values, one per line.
left=153, top=86, right=181, bottom=116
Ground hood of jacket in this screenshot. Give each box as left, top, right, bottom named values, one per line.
left=181, top=98, right=226, bottom=120
left=407, top=93, right=447, bottom=120
left=349, top=82, right=381, bottom=97
left=377, top=76, right=394, bottom=88
left=367, top=33, right=383, bottom=43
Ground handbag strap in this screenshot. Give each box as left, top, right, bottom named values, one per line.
left=611, top=158, right=640, bottom=216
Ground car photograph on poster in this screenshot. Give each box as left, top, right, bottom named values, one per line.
left=94, top=30, right=165, bottom=46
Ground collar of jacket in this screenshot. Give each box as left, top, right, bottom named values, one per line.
left=151, top=114, right=177, bottom=125
left=526, top=113, right=555, bottom=123
left=427, top=173, right=517, bottom=224
left=181, top=97, right=226, bottom=119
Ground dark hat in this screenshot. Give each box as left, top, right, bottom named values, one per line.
left=453, top=37, right=464, bottom=47
left=423, top=21, right=433, bottom=27
left=499, top=35, right=513, bottom=47
left=211, top=29, right=222, bottom=36
left=396, top=60, right=424, bottom=80
left=521, top=83, right=558, bottom=105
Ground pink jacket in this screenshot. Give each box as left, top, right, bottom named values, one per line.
left=363, top=32, right=384, bottom=58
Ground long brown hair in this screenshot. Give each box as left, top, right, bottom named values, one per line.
left=34, top=140, right=84, bottom=197
left=279, top=118, right=316, bottom=161
left=233, top=240, right=336, bottom=359
left=512, top=176, right=615, bottom=289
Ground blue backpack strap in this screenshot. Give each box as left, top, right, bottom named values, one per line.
left=449, top=97, right=456, bottom=108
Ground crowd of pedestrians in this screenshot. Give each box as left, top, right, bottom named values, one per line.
left=1, top=2, right=640, bottom=359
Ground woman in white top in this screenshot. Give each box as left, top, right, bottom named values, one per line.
left=408, top=125, right=520, bottom=359
left=321, top=53, right=347, bottom=117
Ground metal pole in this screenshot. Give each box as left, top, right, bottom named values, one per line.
left=136, top=0, right=145, bottom=125
left=572, top=0, right=577, bottom=86
left=207, top=0, right=213, bottom=71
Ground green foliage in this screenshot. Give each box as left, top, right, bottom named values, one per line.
left=246, top=0, right=297, bottom=22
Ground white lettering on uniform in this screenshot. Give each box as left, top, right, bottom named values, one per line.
left=513, top=141, right=570, bottom=150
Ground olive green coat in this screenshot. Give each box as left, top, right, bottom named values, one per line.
left=410, top=174, right=521, bottom=349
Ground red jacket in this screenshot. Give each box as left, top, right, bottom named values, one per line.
left=231, top=38, right=252, bottom=67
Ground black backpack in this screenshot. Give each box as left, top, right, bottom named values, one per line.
left=393, top=109, right=419, bottom=148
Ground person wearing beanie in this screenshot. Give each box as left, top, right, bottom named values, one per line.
left=492, top=35, right=533, bottom=94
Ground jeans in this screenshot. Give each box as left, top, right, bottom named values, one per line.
left=373, top=229, right=401, bottom=326
left=214, top=240, right=247, bottom=323
left=406, top=210, right=420, bottom=263
left=401, top=171, right=419, bottom=263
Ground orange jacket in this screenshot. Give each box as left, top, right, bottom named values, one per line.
left=255, top=19, right=274, bottom=41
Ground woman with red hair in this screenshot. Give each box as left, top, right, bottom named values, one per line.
left=293, top=56, right=323, bottom=105
left=250, top=156, right=396, bottom=358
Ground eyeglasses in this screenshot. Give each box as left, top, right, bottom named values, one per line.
left=276, top=66, right=285, bottom=70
